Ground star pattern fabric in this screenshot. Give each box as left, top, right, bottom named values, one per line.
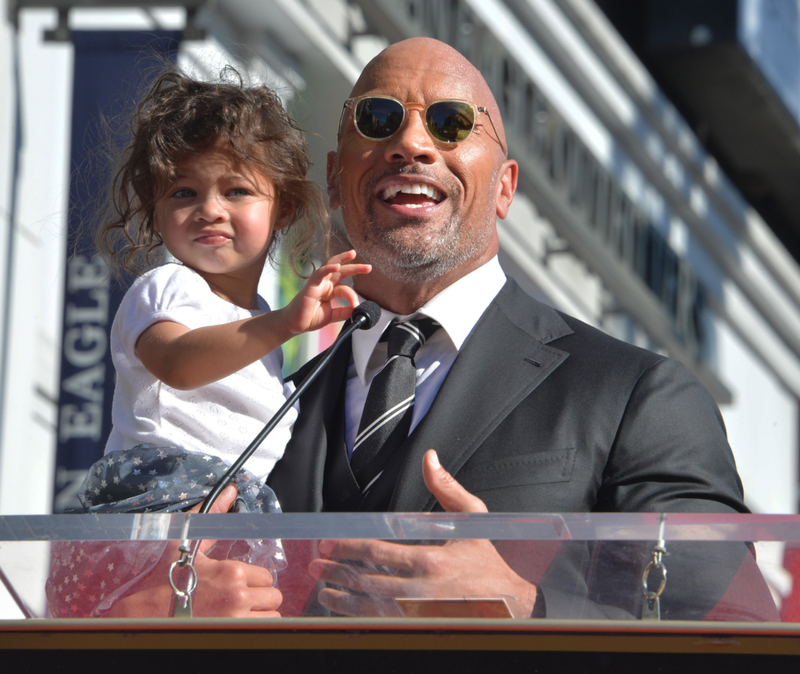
left=46, top=445, right=284, bottom=618
left=74, top=444, right=282, bottom=514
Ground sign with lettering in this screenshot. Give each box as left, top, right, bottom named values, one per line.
left=53, top=31, right=179, bottom=512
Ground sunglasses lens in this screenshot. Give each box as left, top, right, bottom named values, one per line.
left=354, top=97, right=404, bottom=139
left=426, top=101, right=476, bottom=143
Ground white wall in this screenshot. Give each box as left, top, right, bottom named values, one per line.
left=0, top=10, right=72, bottom=515
left=719, top=321, right=799, bottom=513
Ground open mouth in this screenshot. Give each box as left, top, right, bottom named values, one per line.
left=380, top=183, right=444, bottom=209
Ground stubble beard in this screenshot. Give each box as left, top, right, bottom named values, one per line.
left=351, top=209, right=487, bottom=285
left=345, top=171, right=490, bottom=285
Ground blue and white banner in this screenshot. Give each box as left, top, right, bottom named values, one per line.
left=53, top=31, right=180, bottom=512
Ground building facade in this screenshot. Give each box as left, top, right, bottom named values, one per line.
left=1, top=0, right=798, bottom=519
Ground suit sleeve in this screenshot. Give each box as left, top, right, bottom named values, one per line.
left=597, top=357, right=746, bottom=514
left=537, top=359, right=777, bottom=620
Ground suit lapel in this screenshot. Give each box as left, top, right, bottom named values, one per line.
left=390, top=280, right=573, bottom=512
left=267, top=340, right=352, bottom=512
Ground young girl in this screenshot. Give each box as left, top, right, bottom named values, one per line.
left=96, top=68, right=370, bottom=485
left=46, top=69, right=356, bottom=619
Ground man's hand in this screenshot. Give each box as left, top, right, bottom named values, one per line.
left=307, top=450, right=538, bottom=619
left=109, top=485, right=282, bottom=618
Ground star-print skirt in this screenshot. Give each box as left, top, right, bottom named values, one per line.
left=46, top=445, right=285, bottom=617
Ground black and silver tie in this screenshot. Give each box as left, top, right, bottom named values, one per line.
left=350, top=317, right=440, bottom=493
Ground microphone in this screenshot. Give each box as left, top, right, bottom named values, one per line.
left=350, top=300, right=381, bottom=331
left=199, top=301, right=381, bottom=513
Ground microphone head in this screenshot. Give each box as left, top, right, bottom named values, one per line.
left=352, top=301, right=381, bottom=330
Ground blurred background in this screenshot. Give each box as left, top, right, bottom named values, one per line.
left=1, top=0, right=799, bottom=523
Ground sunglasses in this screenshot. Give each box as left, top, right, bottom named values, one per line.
left=340, top=95, right=506, bottom=154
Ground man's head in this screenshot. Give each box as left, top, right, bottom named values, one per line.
left=327, top=38, right=517, bottom=311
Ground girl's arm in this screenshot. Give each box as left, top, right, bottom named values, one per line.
left=137, top=250, right=370, bottom=390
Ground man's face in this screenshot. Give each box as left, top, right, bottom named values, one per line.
left=328, top=43, right=516, bottom=287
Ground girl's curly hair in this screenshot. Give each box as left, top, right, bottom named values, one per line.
left=96, top=66, right=327, bottom=277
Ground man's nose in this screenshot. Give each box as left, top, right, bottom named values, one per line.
left=383, top=108, right=437, bottom=164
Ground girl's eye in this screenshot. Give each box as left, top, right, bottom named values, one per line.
left=228, top=188, right=250, bottom=197
left=172, top=188, right=195, bottom=198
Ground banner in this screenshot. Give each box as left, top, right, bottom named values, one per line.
left=53, top=31, right=180, bottom=512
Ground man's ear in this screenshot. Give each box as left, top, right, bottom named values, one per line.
left=326, top=151, right=341, bottom=211
left=495, top=159, right=518, bottom=220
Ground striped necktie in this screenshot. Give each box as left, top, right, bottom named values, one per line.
left=350, top=316, right=440, bottom=493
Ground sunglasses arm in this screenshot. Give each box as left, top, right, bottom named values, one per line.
left=478, top=106, right=507, bottom=156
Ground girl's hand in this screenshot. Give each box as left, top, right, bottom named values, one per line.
left=282, top=250, right=371, bottom=335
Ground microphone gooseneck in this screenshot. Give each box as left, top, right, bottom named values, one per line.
left=198, top=301, right=382, bottom=513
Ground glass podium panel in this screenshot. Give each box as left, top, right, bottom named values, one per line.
left=0, top=512, right=798, bottom=623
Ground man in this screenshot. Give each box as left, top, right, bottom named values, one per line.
left=110, top=38, right=759, bottom=620
left=264, top=37, right=757, bottom=620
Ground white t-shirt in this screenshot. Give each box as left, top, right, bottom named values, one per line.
left=104, top=263, right=296, bottom=481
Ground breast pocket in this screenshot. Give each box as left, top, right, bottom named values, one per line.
left=456, top=448, right=577, bottom=492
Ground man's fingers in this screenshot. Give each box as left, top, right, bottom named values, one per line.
left=317, top=538, right=416, bottom=570
left=422, top=449, right=488, bottom=513
left=184, top=484, right=239, bottom=554
left=308, top=558, right=417, bottom=597
left=191, top=558, right=282, bottom=617
left=317, top=587, right=403, bottom=617
left=194, top=554, right=275, bottom=587
left=208, top=484, right=239, bottom=513
left=208, top=585, right=281, bottom=611
left=196, top=585, right=282, bottom=617
left=245, top=587, right=283, bottom=612
left=186, top=484, right=237, bottom=515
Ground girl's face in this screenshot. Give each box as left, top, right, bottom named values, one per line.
left=153, top=146, right=290, bottom=286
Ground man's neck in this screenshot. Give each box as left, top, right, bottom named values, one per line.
left=354, top=253, right=496, bottom=315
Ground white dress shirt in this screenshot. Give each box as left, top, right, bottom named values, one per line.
left=345, top=257, right=507, bottom=456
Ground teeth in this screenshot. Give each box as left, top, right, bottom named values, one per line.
left=381, top=183, right=443, bottom=202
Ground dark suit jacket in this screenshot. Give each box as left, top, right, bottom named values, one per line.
left=268, top=279, right=769, bottom=619
left=269, top=278, right=746, bottom=516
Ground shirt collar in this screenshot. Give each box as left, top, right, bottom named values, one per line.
left=351, top=257, right=506, bottom=385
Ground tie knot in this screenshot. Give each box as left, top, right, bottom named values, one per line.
left=383, top=317, right=440, bottom=359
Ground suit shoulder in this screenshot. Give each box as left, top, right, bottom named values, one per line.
left=556, top=311, right=664, bottom=368
left=551, top=311, right=721, bottom=429
left=496, top=278, right=664, bottom=370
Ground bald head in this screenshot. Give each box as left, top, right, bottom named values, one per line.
left=349, top=38, right=508, bottom=156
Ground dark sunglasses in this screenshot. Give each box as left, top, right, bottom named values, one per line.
left=340, top=95, right=506, bottom=154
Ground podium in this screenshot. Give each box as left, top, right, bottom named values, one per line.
left=2, top=512, right=800, bottom=672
